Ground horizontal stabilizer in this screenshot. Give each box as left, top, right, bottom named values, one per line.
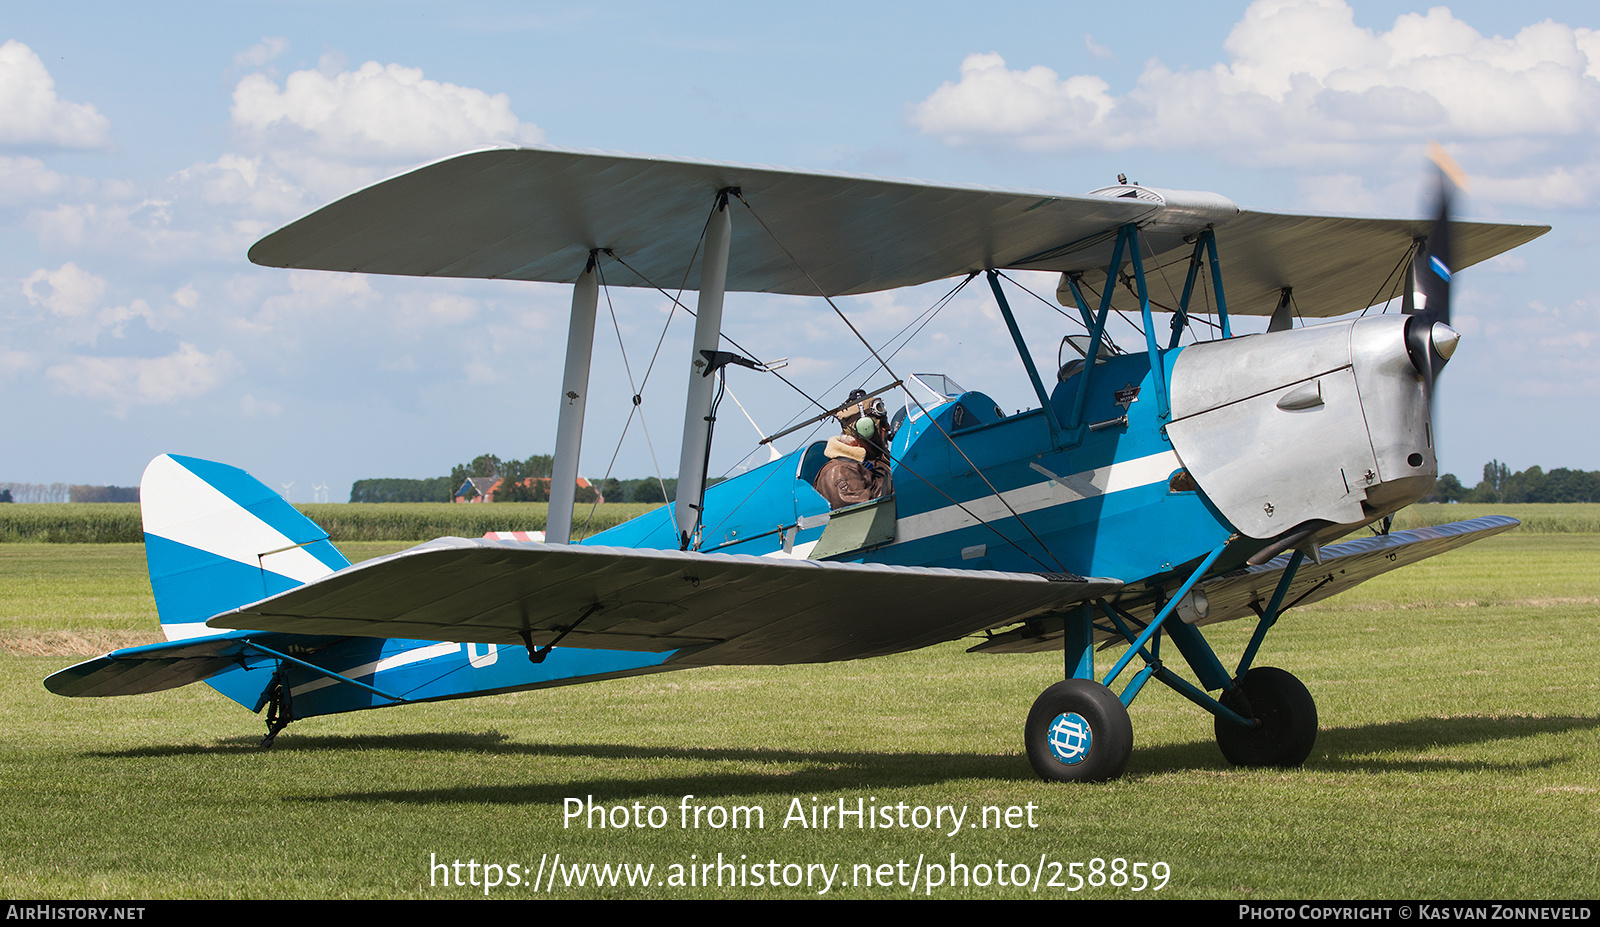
left=44, top=631, right=289, bottom=698
left=212, top=538, right=1122, bottom=665
left=971, top=516, right=1519, bottom=654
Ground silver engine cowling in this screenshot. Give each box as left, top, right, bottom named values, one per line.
left=1165, top=315, right=1447, bottom=540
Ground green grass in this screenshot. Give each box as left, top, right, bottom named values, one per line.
left=2, top=524, right=1598, bottom=898
left=1395, top=503, right=1600, bottom=534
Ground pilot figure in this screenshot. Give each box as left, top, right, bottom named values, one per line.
left=812, top=389, right=895, bottom=509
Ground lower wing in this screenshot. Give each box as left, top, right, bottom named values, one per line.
left=969, top=516, right=1518, bottom=653
left=209, top=538, right=1122, bottom=666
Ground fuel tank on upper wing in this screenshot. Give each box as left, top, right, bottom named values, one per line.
left=1164, top=315, right=1443, bottom=540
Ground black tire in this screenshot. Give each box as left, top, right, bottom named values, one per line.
left=1025, top=679, right=1133, bottom=782
left=1215, top=666, right=1317, bottom=768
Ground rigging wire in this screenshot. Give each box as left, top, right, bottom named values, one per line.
left=764, top=271, right=978, bottom=444
left=1072, top=274, right=1144, bottom=345
left=733, top=191, right=1068, bottom=573
left=991, top=269, right=1132, bottom=356
left=607, top=252, right=833, bottom=422
left=691, top=270, right=1047, bottom=564
left=1358, top=244, right=1416, bottom=318
left=575, top=255, right=673, bottom=538
left=579, top=204, right=723, bottom=531
left=576, top=193, right=834, bottom=539
left=598, top=256, right=673, bottom=484
left=1138, top=227, right=1189, bottom=342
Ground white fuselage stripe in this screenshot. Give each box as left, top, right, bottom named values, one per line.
left=294, top=641, right=462, bottom=695
left=894, top=450, right=1180, bottom=545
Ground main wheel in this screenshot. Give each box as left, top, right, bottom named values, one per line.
left=1025, top=679, right=1133, bottom=782
left=1214, top=666, right=1317, bottom=768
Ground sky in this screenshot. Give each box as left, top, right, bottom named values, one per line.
left=3, top=0, right=1597, bottom=501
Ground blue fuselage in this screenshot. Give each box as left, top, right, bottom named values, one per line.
left=590, top=349, right=1232, bottom=585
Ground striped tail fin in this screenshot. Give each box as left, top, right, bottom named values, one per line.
left=141, top=454, right=349, bottom=641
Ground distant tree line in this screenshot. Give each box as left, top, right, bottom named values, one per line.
left=349, top=451, right=677, bottom=504
left=0, top=483, right=137, bottom=503
left=69, top=485, right=139, bottom=503
left=1426, top=460, right=1600, bottom=504
left=2, top=482, right=70, bottom=503
left=348, top=477, right=456, bottom=503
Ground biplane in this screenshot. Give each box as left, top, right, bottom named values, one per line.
left=46, top=146, right=1546, bottom=782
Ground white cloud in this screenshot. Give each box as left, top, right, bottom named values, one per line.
left=26, top=154, right=321, bottom=262
left=19, top=263, right=191, bottom=349
left=0, top=156, right=70, bottom=203
left=235, top=37, right=288, bottom=70
left=28, top=195, right=240, bottom=264
left=179, top=153, right=300, bottom=213
left=909, top=0, right=1600, bottom=199
left=392, top=292, right=480, bottom=332
left=1459, top=295, right=1600, bottom=397
left=19, top=55, right=548, bottom=268
left=233, top=269, right=378, bottom=340
left=1471, top=162, right=1600, bottom=210
left=0, top=349, right=36, bottom=380
left=46, top=342, right=234, bottom=413
left=0, top=40, right=111, bottom=149
left=231, top=60, right=544, bottom=161
left=911, top=52, right=1115, bottom=150
left=1482, top=254, right=1526, bottom=274
left=22, top=262, right=105, bottom=319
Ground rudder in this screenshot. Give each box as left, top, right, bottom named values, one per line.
left=141, top=454, right=349, bottom=640
left=141, top=454, right=350, bottom=711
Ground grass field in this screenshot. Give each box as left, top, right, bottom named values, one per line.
left=2, top=518, right=1597, bottom=899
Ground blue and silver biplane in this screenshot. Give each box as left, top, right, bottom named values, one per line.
left=46, top=147, right=1546, bottom=782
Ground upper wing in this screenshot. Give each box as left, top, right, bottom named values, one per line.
left=248, top=146, right=1155, bottom=297
left=1116, top=211, right=1547, bottom=318
left=209, top=537, right=1121, bottom=666
left=249, top=145, right=1546, bottom=314
left=970, top=516, right=1519, bottom=654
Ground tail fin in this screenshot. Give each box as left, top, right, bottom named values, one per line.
left=141, top=454, right=349, bottom=641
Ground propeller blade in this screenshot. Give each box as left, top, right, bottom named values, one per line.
left=1406, top=142, right=1467, bottom=386
left=1408, top=143, right=1473, bottom=490
left=1420, top=141, right=1465, bottom=328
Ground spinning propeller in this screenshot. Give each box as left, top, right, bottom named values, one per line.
left=1405, top=143, right=1467, bottom=389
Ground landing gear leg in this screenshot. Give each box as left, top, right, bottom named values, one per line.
left=260, top=674, right=294, bottom=749
left=1214, top=667, right=1317, bottom=768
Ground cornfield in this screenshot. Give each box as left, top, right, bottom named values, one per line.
left=3, top=501, right=1596, bottom=544
left=0, top=502, right=664, bottom=543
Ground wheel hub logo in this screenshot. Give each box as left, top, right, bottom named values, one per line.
left=1048, top=712, right=1091, bottom=764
